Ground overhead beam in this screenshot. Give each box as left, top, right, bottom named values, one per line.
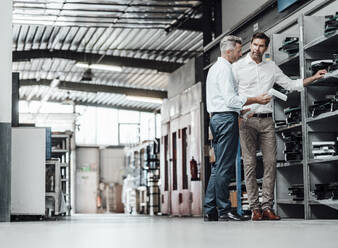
left=171, top=18, right=203, bottom=32
left=23, top=96, right=159, bottom=113
left=13, top=50, right=182, bottom=73
left=20, top=79, right=168, bottom=99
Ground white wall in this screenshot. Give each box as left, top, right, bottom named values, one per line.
left=221, top=0, right=271, bottom=33
left=0, top=0, right=12, bottom=122
left=168, top=58, right=195, bottom=99
left=100, top=148, right=124, bottom=184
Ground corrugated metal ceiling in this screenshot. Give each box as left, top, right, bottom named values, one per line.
left=12, top=0, right=203, bottom=112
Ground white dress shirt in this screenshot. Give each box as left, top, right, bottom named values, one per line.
left=232, top=53, right=303, bottom=114
left=206, top=57, right=247, bottom=114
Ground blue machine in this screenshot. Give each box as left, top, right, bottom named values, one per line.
left=278, top=0, right=299, bottom=12
left=45, top=127, right=52, bottom=160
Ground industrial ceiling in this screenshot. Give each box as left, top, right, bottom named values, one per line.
left=13, top=0, right=203, bottom=112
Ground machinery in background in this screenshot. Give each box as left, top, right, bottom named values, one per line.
left=11, top=127, right=47, bottom=218
left=123, top=140, right=160, bottom=215
left=75, top=146, right=99, bottom=213
left=160, top=83, right=203, bottom=217
left=97, top=147, right=125, bottom=214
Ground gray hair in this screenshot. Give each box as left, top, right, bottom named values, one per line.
left=220, top=35, right=242, bottom=55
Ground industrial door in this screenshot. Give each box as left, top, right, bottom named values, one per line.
left=160, top=122, right=170, bottom=215
left=170, top=117, right=180, bottom=216
left=178, top=113, right=192, bottom=216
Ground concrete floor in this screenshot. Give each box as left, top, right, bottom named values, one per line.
left=1, top=214, right=338, bottom=248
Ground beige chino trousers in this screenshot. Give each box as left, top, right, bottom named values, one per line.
left=239, top=117, right=277, bottom=210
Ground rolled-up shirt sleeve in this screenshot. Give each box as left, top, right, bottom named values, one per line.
left=218, top=65, right=247, bottom=110
left=274, top=63, right=303, bottom=91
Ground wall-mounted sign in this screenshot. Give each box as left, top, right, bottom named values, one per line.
left=278, top=0, right=299, bottom=12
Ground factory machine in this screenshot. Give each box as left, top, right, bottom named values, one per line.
left=160, top=83, right=203, bottom=216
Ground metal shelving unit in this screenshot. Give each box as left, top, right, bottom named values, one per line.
left=272, top=14, right=338, bottom=219
left=50, top=132, right=72, bottom=216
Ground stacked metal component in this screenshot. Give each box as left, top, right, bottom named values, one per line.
left=313, top=183, right=338, bottom=200
left=309, top=94, right=338, bottom=118
left=312, top=140, right=338, bottom=159
left=325, top=12, right=338, bottom=36
left=311, top=55, right=338, bottom=76
left=282, top=131, right=303, bottom=162
left=284, top=106, right=302, bottom=125
left=288, top=184, right=304, bottom=201
left=278, top=37, right=299, bottom=56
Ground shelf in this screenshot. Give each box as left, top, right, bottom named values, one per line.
left=308, top=156, right=338, bottom=165
left=277, top=199, right=304, bottom=205
left=304, top=31, right=338, bottom=54
left=275, top=123, right=302, bottom=132
left=277, top=161, right=303, bottom=168
left=277, top=53, right=299, bottom=66
left=52, top=149, right=68, bottom=153
left=46, top=192, right=57, bottom=197
left=52, top=134, right=71, bottom=139
left=277, top=54, right=300, bottom=76
left=306, top=109, right=338, bottom=123
left=309, top=199, right=338, bottom=210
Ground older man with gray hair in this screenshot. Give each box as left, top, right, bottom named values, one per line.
left=204, top=35, right=271, bottom=221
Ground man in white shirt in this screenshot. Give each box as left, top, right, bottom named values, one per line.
left=204, top=35, right=272, bottom=221
left=232, top=32, right=327, bottom=221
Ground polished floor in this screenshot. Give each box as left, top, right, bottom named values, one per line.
left=1, top=214, right=338, bottom=248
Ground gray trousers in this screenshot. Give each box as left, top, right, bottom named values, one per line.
left=204, top=112, right=239, bottom=216
left=239, top=117, right=276, bottom=210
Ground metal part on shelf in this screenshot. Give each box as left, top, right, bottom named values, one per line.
left=312, top=140, right=338, bottom=159
left=284, top=106, right=302, bottom=125
left=313, top=182, right=338, bottom=200
left=309, top=94, right=338, bottom=118
left=325, top=13, right=338, bottom=36
left=278, top=37, right=299, bottom=57
left=311, top=60, right=333, bottom=75
left=288, top=184, right=304, bottom=201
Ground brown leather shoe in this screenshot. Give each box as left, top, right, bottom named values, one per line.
left=262, top=208, right=281, bottom=220
left=251, top=209, right=263, bottom=221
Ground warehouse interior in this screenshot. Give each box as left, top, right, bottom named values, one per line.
left=1, top=0, right=338, bottom=247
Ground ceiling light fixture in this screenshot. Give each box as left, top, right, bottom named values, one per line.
left=126, top=95, right=163, bottom=104
left=75, top=63, right=122, bottom=72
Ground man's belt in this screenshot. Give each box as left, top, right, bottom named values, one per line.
left=252, top=113, right=272, bottom=118
left=210, top=111, right=237, bottom=117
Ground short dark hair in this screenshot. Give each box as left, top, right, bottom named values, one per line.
left=251, top=32, right=270, bottom=47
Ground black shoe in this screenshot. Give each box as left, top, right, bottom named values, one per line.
left=219, top=212, right=249, bottom=221
left=204, top=213, right=218, bottom=221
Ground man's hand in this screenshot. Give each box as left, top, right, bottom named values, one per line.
left=240, top=108, right=251, bottom=116
left=255, top=93, right=272, bottom=105
left=303, top=69, right=328, bottom=86
left=313, top=69, right=327, bottom=81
